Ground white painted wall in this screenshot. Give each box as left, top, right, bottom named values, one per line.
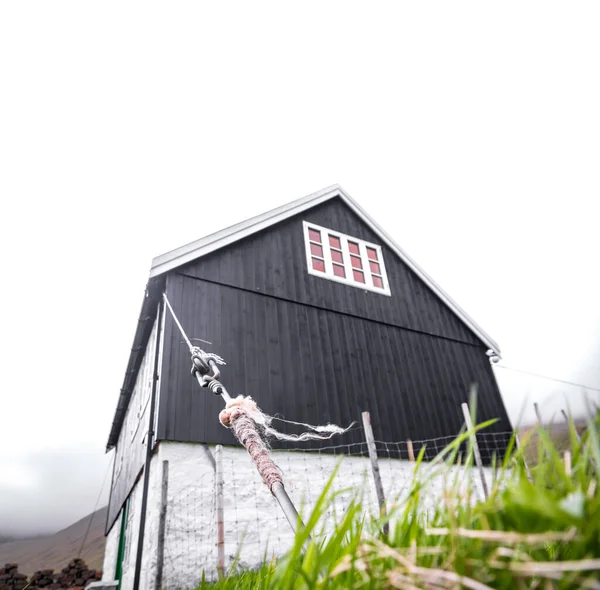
left=102, top=449, right=164, bottom=590
left=138, top=449, right=164, bottom=590
left=155, top=442, right=494, bottom=590
left=103, top=439, right=496, bottom=589
left=102, top=511, right=121, bottom=582
left=119, top=481, right=144, bottom=590
left=107, top=316, right=159, bottom=534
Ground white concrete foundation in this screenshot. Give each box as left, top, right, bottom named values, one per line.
left=102, top=513, right=121, bottom=583
left=103, top=441, right=495, bottom=590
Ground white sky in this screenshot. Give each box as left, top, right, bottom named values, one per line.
left=1, top=1, right=599, bottom=535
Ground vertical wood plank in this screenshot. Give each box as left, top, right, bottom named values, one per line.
left=182, top=197, right=481, bottom=344
left=163, top=274, right=512, bottom=456
left=361, top=411, right=389, bottom=535
left=215, top=445, right=225, bottom=579
left=155, top=460, right=169, bottom=590
left=461, top=402, right=489, bottom=499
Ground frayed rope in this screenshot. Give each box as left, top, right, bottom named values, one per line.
left=219, top=395, right=355, bottom=442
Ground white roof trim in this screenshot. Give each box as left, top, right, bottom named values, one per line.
left=149, top=184, right=501, bottom=356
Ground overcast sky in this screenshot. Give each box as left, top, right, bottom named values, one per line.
left=1, top=2, right=599, bottom=537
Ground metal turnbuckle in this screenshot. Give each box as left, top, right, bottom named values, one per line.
left=190, top=347, right=227, bottom=395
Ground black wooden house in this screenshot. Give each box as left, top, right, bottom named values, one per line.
left=103, top=184, right=512, bottom=589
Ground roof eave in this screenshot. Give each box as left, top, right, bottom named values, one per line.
left=335, top=187, right=502, bottom=357
left=105, top=275, right=165, bottom=451
left=148, top=184, right=343, bottom=279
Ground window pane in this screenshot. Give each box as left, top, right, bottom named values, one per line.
left=312, top=257, right=325, bottom=272
left=366, top=247, right=378, bottom=261
left=353, top=269, right=365, bottom=283
left=350, top=255, right=362, bottom=269
left=329, top=235, right=341, bottom=249
left=331, top=249, right=344, bottom=263
left=369, top=260, right=380, bottom=274
left=310, top=243, right=323, bottom=257
left=333, top=264, right=345, bottom=278
left=309, top=228, right=321, bottom=243
left=348, top=241, right=360, bottom=255
left=373, top=275, right=384, bottom=289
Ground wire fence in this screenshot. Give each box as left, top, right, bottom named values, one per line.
left=163, top=471, right=217, bottom=588
left=160, top=427, right=514, bottom=588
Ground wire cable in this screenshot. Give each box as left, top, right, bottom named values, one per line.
left=163, top=293, right=193, bottom=350
left=78, top=453, right=114, bottom=558
left=494, top=364, right=600, bottom=393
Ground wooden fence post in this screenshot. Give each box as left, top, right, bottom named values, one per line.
left=561, top=408, right=597, bottom=470
left=155, top=460, right=169, bottom=590
left=407, top=439, right=415, bottom=462
left=534, top=401, right=555, bottom=466
left=561, top=409, right=582, bottom=444
left=534, top=402, right=543, bottom=426
left=564, top=451, right=572, bottom=476
left=361, top=411, right=389, bottom=535
left=215, top=445, right=225, bottom=579
left=513, top=430, right=532, bottom=480
left=461, top=403, right=489, bottom=499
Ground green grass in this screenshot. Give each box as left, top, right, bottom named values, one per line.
left=197, top=408, right=600, bottom=589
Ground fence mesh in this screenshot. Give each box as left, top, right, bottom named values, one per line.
left=163, top=471, right=217, bottom=589
left=161, top=428, right=514, bottom=588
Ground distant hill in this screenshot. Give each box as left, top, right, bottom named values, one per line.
left=0, top=506, right=107, bottom=577
left=518, top=418, right=590, bottom=466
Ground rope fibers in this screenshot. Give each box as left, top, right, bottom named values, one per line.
left=219, top=395, right=355, bottom=443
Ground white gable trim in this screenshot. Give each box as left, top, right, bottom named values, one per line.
left=149, top=185, right=340, bottom=278
left=149, top=184, right=501, bottom=356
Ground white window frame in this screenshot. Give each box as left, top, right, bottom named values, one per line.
left=302, top=221, right=391, bottom=296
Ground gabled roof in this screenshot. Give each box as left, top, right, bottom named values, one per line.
left=150, top=184, right=501, bottom=355
left=107, top=184, right=500, bottom=452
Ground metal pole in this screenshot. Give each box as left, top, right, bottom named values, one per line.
left=215, top=445, right=225, bottom=580
left=362, top=412, right=389, bottom=535
left=162, top=293, right=307, bottom=540
left=461, top=403, right=489, bottom=500
left=133, top=299, right=164, bottom=590
left=271, top=482, right=304, bottom=533
left=155, top=460, right=169, bottom=590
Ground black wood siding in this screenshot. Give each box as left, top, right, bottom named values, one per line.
left=181, top=198, right=482, bottom=347
left=157, top=274, right=512, bottom=463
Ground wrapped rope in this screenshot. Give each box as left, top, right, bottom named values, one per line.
left=220, top=403, right=283, bottom=493
left=219, top=395, right=354, bottom=492
left=162, top=293, right=349, bottom=534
